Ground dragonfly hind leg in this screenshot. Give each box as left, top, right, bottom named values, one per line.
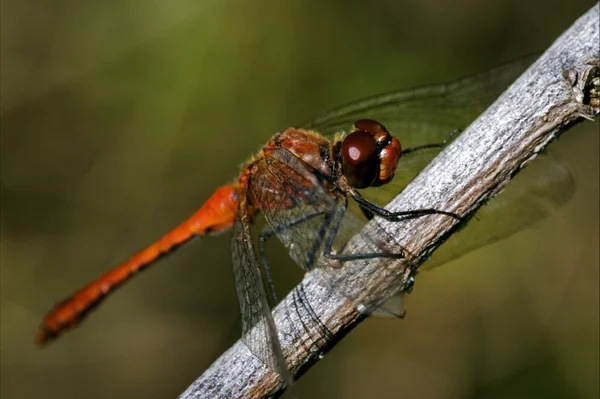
left=320, top=199, right=415, bottom=318
left=321, top=198, right=407, bottom=263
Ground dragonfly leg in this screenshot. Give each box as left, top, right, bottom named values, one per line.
left=259, top=209, right=327, bottom=303
left=400, top=128, right=461, bottom=155
left=352, top=191, right=461, bottom=221
left=303, top=211, right=335, bottom=271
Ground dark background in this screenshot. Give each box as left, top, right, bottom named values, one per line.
left=1, top=1, right=598, bottom=398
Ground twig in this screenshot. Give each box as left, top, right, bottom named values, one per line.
left=180, top=4, right=599, bottom=399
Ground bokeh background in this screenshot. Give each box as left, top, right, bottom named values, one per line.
left=1, top=1, right=598, bottom=398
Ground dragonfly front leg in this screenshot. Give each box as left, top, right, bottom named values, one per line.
left=400, top=128, right=462, bottom=155
left=352, top=191, right=462, bottom=222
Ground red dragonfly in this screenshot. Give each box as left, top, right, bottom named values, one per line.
left=36, top=56, right=573, bottom=386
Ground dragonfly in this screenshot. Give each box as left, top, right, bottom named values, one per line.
left=36, top=55, right=574, bottom=388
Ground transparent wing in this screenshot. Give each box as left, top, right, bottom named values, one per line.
left=231, top=192, right=291, bottom=385
left=304, top=56, right=538, bottom=194
left=305, top=56, right=536, bottom=142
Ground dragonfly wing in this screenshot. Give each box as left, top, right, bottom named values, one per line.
left=231, top=192, right=292, bottom=385
left=304, top=56, right=537, bottom=146
left=423, top=152, right=576, bottom=271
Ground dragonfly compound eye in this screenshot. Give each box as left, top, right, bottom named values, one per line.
left=342, top=119, right=402, bottom=188
left=341, top=130, right=379, bottom=189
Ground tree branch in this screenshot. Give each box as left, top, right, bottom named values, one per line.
left=180, top=4, right=599, bottom=398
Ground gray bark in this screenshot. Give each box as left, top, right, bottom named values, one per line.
left=180, top=4, right=600, bottom=399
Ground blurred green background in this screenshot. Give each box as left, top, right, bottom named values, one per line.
left=1, top=1, right=598, bottom=398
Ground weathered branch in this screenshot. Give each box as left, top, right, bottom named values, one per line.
left=180, top=4, right=599, bottom=399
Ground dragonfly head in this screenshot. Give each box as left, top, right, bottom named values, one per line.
left=340, top=119, right=402, bottom=189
